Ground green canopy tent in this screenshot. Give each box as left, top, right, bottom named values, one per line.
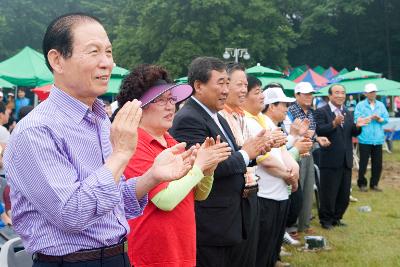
left=315, top=77, right=400, bottom=96
left=245, top=64, right=297, bottom=96
left=296, top=65, right=308, bottom=72
left=246, top=63, right=283, bottom=77
left=111, top=65, right=129, bottom=77
left=338, top=68, right=349, bottom=75
left=313, top=65, right=325, bottom=75
left=106, top=76, right=125, bottom=95
left=105, top=66, right=130, bottom=95
left=174, top=66, right=297, bottom=96
left=377, top=89, right=400, bottom=96
left=175, top=76, right=188, bottom=84
left=332, top=69, right=381, bottom=81
left=254, top=76, right=297, bottom=96
left=287, top=68, right=304, bottom=81
left=0, top=46, right=53, bottom=87
left=0, top=77, right=15, bottom=88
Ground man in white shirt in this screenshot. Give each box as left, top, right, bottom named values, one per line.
left=246, top=86, right=299, bottom=267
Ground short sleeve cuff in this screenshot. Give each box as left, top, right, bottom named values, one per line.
left=256, top=153, right=270, bottom=164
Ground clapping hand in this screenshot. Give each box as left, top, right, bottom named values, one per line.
left=286, top=167, right=299, bottom=192
left=290, top=118, right=310, bottom=137
left=110, top=100, right=142, bottom=160
left=241, top=129, right=270, bottom=159
left=195, top=136, right=232, bottom=176
left=149, top=143, right=198, bottom=183
left=370, top=114, right=383, bottom=122
left=356, top=117, right=371, bottom=127
left=290, top=118, right=302, bottom=136
left=305, top=129, right=315, bottom=139
left=299, top=119, right=310, bottom=136
left=294, top=137, right=313, bottom=155
left=333, top=114, right=344, bottom=128
left=316, top=136, right=331, bottom=147
left=283, top=167, right=297, bottom=186
left=271, top=128, right=287, bottom=148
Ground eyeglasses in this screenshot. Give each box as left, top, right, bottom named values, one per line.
left=151, top=96, right=178, bottom=106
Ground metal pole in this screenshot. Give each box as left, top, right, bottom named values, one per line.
left=234, top=48, right=239, bottom=63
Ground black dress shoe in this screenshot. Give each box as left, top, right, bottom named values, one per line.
left=321, top=223, right=333, bottom=230
left=370, top=186, right=383, bottom=192
left=359, top=186, right=368, bottom=192
left=333, top=220, right=347, bottom=227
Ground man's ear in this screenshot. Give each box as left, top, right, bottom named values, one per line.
left=193, top=80, right=202, bottom=95
left=47, top=49, right=63, bottom=74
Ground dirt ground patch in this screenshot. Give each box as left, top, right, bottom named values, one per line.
left=351, top=160, right=400, bottom=189
left=381, top=161, right=400, bottom=189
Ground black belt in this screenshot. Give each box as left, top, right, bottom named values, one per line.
left=242, top=184, right=258, bottom=198
left=33, top=240, right=128, bottom=263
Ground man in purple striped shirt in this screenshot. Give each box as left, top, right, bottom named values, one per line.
left=4, top=13, right=196, bottom=267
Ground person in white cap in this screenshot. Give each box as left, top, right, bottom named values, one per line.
left=354, top=83, right=389, bottom=192
left=251, top=86, right=299, bottom=267
left=284, top=82, right=331, bottom=235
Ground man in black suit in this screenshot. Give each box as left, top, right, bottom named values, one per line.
left=169, top=57, right=270, bottom=267
left=315, top=84, right=369, bottom=229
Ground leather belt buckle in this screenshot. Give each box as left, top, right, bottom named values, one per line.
left=123, top=241, right=128, bottom=253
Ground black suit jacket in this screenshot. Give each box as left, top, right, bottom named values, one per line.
left=315, top=104, right=361, bottom=169
left=169, top=98, right=247, bottom=246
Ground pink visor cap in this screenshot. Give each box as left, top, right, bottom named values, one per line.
left=139, top=79, right=193, bottom=107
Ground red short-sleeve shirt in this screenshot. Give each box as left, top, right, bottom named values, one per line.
left=124, top=128, right=196, bottom=267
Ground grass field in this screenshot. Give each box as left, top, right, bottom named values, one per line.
left=285, top=141, right=400, bottom=267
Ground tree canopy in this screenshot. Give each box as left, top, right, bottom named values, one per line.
left=0, top=0, right=399, bottom=80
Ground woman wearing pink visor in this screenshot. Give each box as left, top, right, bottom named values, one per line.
left=115, top=64, right=231, bottom=267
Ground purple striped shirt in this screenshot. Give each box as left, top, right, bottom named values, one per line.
left=4, top=86, right=147, bottom=256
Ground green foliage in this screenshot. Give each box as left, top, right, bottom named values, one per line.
left=112, top=0, right=296, bottom=77
left=0, top=0, right=399, bottom=80
left=287, top=0, right=399, bottom=80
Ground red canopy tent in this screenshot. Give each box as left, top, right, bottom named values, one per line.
left=294, top=69, right=328, bottom=89
left=31, top=84, right=52, bottom=101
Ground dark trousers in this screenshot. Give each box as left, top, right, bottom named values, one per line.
left=197, top=194, right=259, bottom=267
left=33, top=253, right=130, bottom=267
left=231, top=193, right=259, bottom=267
left=319, top=167, right=351, bottom=226
left=358, top=144, right=383, bottom=188
left=286, top=182, right=303, bottom=228
left=256, top=197, right=289, bottom=267
left=197, top=245, right=235, bottom=267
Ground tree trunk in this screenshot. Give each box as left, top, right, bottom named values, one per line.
left=382, top=0, right=393, bottom=79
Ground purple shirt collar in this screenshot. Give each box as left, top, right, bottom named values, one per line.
left=48, top=85, right=107, bottom=125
